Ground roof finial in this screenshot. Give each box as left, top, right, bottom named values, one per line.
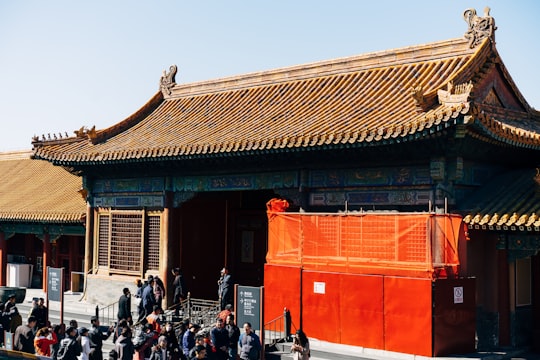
left=160, top=65, right=178, bottom=96
left=463, top=7, right=497, bottom=48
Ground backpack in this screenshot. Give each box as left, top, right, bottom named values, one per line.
left=57, top=338, right=74, bottom=360
left=132, top=328, right=146, bottom=350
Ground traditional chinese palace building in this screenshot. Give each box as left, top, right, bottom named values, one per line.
left=0, top=151, right=86, bottom=291
left=32, top=8, right=539, bottom=353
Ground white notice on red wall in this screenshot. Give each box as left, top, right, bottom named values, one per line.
left=314, top=282, right=326, bottom=294
left=453, top=286, right=464, bottom=304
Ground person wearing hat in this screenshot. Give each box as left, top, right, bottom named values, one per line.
left=4, top=293, right=22, bottom=333
left=56, top=326, right=82, bottom=360
left=117, top=287, right=132, bottom=326
left=78, top=326, right=91, bottom=360
left=13, top=315, right=37, bottom=353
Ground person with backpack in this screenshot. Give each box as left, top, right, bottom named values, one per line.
left=56, top=326, right=82, bottom=360
left=133, top=323, right=156, bottom=360
left=13, top=315, right=37, bottom=354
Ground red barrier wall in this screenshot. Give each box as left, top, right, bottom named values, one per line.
left=264, top=265, right=474, bottom=357
left=301, top=271, right=385, bottom=348
left=383, top=277, right=433, bottom=356
left=263, top=264, right=301, bottom=329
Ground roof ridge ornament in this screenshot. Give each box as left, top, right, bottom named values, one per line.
left=160, top=64, right=178, bottom=96
left=437, top=81, right=473, bottom=105
left=410, top=84, right=427, bottom=112
left=463, top=7, right=497, bottom=48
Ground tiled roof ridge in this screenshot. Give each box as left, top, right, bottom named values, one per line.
left=0, top=211, right=85, bottom=223
left=92, top=91, right=164, bottom=143
left=167, top=38, right=473, bottom=99
left=462, top=168, right=540, bottom=229
left=421, top=37, right=491, bottom=105
left=35, top=102, right=472, bottom=164
left=32, top=91, right=165, bottom=148
left=468, top=104, right=540, bottom=148
left=0, top=150, right=32, bottom=161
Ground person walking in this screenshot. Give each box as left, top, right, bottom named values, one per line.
left=171, top=268, right=186, bottom=316
left=291, top=329, right=310, bottom=360
left=135, top=279, right=146, bottom=323
left=88, top=316, right=113, bottom=360
left=117, top=288, right=132, bottom=326
left=13, top=315, right=37, bottom=354
left=142, top=276, right=156, bottom=319
left=238, top=322, right=260, bottom=360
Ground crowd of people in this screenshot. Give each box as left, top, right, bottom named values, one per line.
left=0, top=266, right=310, bottom=360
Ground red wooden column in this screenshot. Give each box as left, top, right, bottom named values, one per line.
left=42, top=233, right=51, bottom=292
left=0, top=232, right=6, bottom=286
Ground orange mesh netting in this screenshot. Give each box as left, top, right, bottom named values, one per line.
left=267, top=201, right=462, bottom=279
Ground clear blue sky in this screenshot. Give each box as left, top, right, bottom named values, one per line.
left=0, top=1, right=538, bottom=151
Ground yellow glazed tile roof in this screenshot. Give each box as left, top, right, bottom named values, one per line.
left=461, top=168, right=540, bottom=229
left=32, top=36, right=540, bottom=165
left=0, top=151, right=86, bottom=223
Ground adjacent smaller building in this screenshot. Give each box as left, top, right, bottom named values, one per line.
left=0, top=150, right=86, bottom=291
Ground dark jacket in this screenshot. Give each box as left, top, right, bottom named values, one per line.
left=13, top=323, right=35, bottom=353
left=89, top=324, right=111, bottom=353
left=239, top=332, right=261, bottom=360
left=117, top=294, right=131, bottom=321
left=115, top=334, right=135, bottom=360
left=57, top=336, right=82, bottom=360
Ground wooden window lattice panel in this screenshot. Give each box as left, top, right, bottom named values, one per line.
left=146, top=215, right=161, bottom=271
left=110, top=212, right=143, bottom=274
left=97, top=214, right=110, bottom=267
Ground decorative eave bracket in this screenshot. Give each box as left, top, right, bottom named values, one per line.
left=463, top=7, right=497, bottom=49
left=437, top=81, right=473, bottom=106
left=160, top=65, right=178, bottom=96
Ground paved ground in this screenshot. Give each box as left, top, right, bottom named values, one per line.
left=16, top=288, right=540, bottom=360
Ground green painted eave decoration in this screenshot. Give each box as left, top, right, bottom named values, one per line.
left=0, top=223, right=85, bottom=238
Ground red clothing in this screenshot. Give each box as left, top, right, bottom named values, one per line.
left=34, top=331, right=57, bottom=356
left=146, top=313, right=161, bottom=338
left=217, top=309, right=231, bottom=322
